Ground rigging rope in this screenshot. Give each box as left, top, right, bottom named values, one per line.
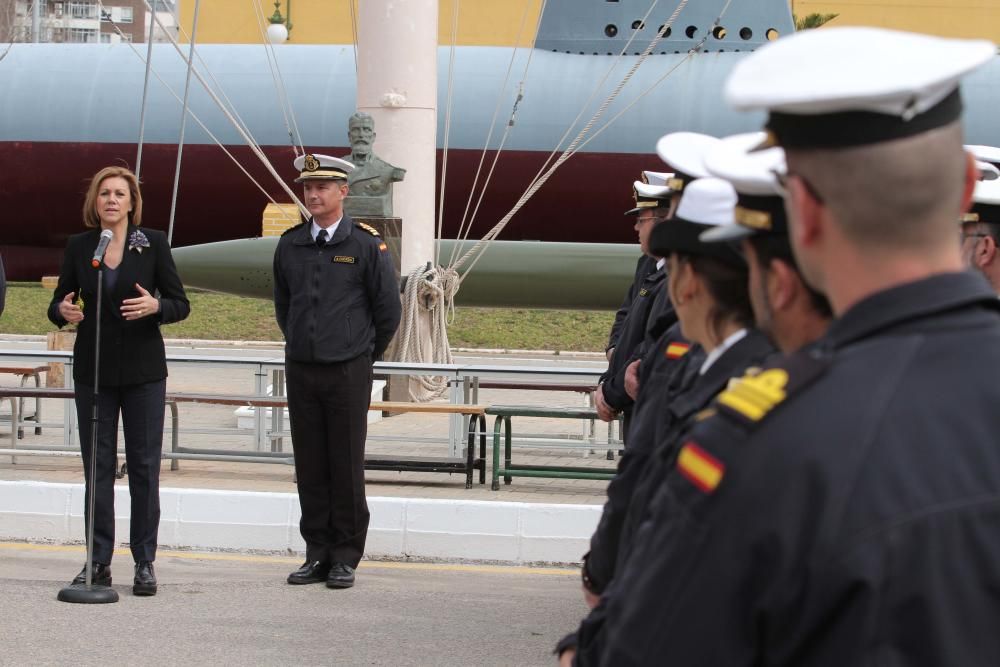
left=451, top=0, right=723, bottom=279
left=435, top=0, right=461, bottom=268
left=166, top=0, right=202, bottom=246
left=134, top=0, right=158, bottom=178
left=140, top=0, right=309, bottom=219
left=509, top=0, right=663, bottom=206
left=102, top=13, right=299, bottom=226
left=348, top=0, right=360, bottom=78
left=446, top=0, right=546, bottom=268
left=251, top=0, right=304, bottom=155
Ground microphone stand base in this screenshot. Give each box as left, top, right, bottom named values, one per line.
left=57, top=583, right=119, bottom=604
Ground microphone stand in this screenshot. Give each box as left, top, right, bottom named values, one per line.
left=59, top=256, right=119, bottom=604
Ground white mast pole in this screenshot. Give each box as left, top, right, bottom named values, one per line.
left=356, top=0, right=438, bottom=277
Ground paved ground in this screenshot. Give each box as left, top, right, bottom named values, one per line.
left=0, top=337, right=620, bottom=504
left=0, top=541, right=582, bottom=666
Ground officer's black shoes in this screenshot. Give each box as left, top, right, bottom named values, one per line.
left=71, top=562, right=112, bottom=586
left=133, top=561, right=157, bottom=596
left=287, top=560, right=331, bottom=585
left=326, top=562, right=356, bottom=589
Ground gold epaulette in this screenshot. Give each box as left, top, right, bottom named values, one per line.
left=355, top=222, right=381, bottom=237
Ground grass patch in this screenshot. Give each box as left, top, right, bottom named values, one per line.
left=0, top=282, right=614, bottom=352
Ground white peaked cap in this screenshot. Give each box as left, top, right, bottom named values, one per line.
left=674, top=178, right=737, bottom=226
left=704, top=132, right=786, bottom=196
left=973, top=178, right=1000, bottom=206
left=976, top=160, right=1000, bottom=182
left=642, top=170, right=673, bottom=186
left=656, top=132, right=721, bottom=181
left=634, top=181, right=673, bottom=199
left=293, top=153, right=355, bottom=182
left=725, top=28, right=995, bottom=117
left=967, top=144, right=1000, bottom=165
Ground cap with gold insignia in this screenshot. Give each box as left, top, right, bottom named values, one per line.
left=700, top=132, right=788, bottom=243
left=648, top=177, right=743, bottom=266
left=967, top=145, right=1000, bottom=181
left=725, top=27, right=996, bottom=150
left=625, top=180, right=674, bottom=216
left=642, top=170, right=673, bottom=187
left=655, top=132, right=720, bottom=192
left=964, top=179, right=1000, bottom=225
left=293, top=153, right=355, bottom=183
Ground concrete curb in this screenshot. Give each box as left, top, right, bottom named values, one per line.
left=0, top=481, right=599, bottom=565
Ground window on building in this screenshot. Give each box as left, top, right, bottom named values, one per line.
left=69, top=2, right=97, bottom=19
left=100, top=33, right=111, bottom=43
left=121, top=31, right=132, bottom=42
left=68, top=27, right=98, bottom=42
left=120, top=6, right=133, bottom=23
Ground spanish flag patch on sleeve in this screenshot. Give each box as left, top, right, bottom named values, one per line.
left=677, top=441, right=725, bottom=493
left=665, top=342, right=690, bottom=360
left=378, top=242, right=388, bottom=252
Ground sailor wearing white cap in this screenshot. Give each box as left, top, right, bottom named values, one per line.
left=564, top=179, right=775, bottom=667
left=699, top=132, right=832, bottom=352
left=588, top=28, right=1000, bottom=667
left=960, top=178, right=1000, bottom=292
left=274, top=150, right=401, bottom=590
left=655, top=132, right=720, bottom=197
left=597, top=180, right=676, bottom=427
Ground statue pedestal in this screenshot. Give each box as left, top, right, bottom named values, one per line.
left=46, top=330, right=76, bottom=387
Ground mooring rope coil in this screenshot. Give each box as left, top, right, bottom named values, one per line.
left=392, top=263, right=460, bottom=402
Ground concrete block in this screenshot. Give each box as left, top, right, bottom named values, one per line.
left=519, top=503, right=601, bottom=538
left=173, top=522, right=290, bottom=552
left=176, top=489, right=292, bottom=525
left=0, top=480, right=71, bottom=515
left=405, top=499, right=519, bottom=535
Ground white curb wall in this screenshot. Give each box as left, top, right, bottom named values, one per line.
left=0, top=481, right=600, bottom=565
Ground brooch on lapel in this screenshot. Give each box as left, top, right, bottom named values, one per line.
left=128, top=229, right=150, bottom=254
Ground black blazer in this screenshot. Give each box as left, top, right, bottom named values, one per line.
left=48, top=225, right=190, bottom=387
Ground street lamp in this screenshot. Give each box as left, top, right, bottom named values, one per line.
left=266, top=0, right=291, bottom=44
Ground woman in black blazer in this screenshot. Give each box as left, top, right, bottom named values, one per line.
left=48, top=166, right=190, bottom=596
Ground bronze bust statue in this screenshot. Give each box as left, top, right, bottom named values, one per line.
left=342, top=112, right=406, bottom=218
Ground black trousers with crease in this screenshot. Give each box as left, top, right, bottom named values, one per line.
left=285, top=355, right=372, bottom=568
left=75, top=379, right=166, bottom=565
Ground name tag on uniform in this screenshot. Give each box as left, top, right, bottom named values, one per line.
left=333, top=256, right=357, bottom=264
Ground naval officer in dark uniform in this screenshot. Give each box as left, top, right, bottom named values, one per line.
left=569, top=28, right=1000, bottom=666
left=274, top=153, right=401, bottom=589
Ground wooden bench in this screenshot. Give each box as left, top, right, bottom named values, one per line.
left=0, top=366, right=49, bottom=438
left=165, top=393, right=489, bottom=487
left=485, top=404, right=618, bottom=490
left=0, top=387, right=489, bottom=488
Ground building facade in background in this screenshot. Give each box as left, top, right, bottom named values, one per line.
left=0, top=0, right=177, bottom=43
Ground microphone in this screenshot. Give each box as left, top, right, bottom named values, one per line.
left=91, top=229, right=114, bottom=268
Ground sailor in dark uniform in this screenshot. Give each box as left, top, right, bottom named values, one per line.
left=273, top=153, right=402, bottom=589
left=572, top=27, right=1000, bottom=666
left=605, top=171, right=676, bottom=362
left=565, top=178, right=775, bottom=662
left=960, top=157, right=1000, bottom=293
left=595, top=180, right=674, bottom=433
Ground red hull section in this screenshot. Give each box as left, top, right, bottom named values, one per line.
left=0, top=141, right=648, bottom=280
